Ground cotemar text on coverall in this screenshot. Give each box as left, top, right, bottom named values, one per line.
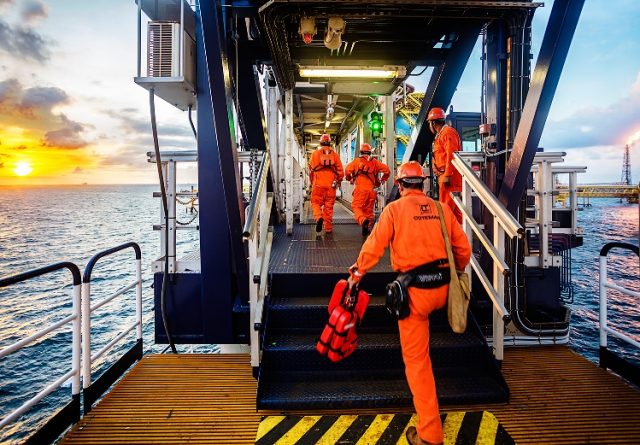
left=432, top=125, right=463, bottom=224
left=309, top=147, right=344, bottom=232
left=345, top=156, right=390, bottom=229
left=350, top=189, right=471, bottom=444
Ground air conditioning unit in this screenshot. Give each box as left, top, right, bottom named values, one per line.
left=147, top=21, right=195, bottom=86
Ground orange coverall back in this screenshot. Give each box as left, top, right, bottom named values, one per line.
left=432, top=125, right=463, bottom=223
left=351, top=189, right=471, bottom=444
left=345, top=156, right=390, bottom=227
left=309, top=148, right=344, bottom=232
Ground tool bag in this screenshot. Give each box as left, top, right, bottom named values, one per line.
left=316, top=279, right=370, bottom=362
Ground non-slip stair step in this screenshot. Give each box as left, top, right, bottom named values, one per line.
left=257, top=366, right=509, bottom=410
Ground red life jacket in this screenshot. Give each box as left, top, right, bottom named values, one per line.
left=316, top=280, right=370, bottom=362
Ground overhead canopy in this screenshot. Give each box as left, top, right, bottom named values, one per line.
left=255, top=0, right=541, bottom=147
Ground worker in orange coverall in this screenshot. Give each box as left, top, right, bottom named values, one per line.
left=345, top=143, right=391, bottom=236
left=309, top=133, right=344, bottom=233
left=428, top=107, right=463, bottom=224
left=347, top=161, right=471, bottom=445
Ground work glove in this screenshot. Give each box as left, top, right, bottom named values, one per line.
left=331, top=180, right=338, bottom=189
left=441, top=175, right=451, bottom=185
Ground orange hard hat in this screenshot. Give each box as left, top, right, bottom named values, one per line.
left=396, top=161, right=426, bottom=183
left=320, top=133, right=331, bottom=145
left=427, top=107, right=446, bottom=121
left=360, top=143, right=372, bottom=154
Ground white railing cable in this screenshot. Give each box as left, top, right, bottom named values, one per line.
left=89, top=282, right=138, bottom=312
left=469, top=256, right=510, bottom=320
left=0, top=262, right=82, bottom=431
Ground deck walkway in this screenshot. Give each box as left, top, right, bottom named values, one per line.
left=60, top=346, right=640, bottom=444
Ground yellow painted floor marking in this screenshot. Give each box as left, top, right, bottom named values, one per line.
left=275, top=416, right=322, bottom=445
left=443, top=412, right=465, bottom=445
left=475, top=411, right=500, bottom=445
left=316, top=414, right=358, bottom=444
left=397, top=414, right=418, bottom=445
left=355, top=414, right=394, bottom=445
left=256, top=416, right=287, bottom=441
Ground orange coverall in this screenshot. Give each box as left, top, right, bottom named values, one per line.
left=432, top=125, right=463, bottom=224
left=350, top=189, right=471, bottom=444
left=309, top=148, right=344, bottom=232
left=345, top=156, right=390, bottom=228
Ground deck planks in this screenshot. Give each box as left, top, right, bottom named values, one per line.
left=59, top=347, right=640, bottom=444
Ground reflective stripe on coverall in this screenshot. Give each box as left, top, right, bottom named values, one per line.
left=351, top=189, right=471, bottom=444
left=432, top=125, right=463, bottom=224
left=309, top=148, right=344, bottom=232
left=345, top=156, right=391, bottom=227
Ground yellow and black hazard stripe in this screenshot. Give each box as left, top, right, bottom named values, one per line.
left=255, top=411, right=515, bottom=445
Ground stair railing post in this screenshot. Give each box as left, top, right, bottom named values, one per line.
left=167, top=159, right=177, bottom=273
left=493, top=216, right=505, bottom=361
left=285, top=89, right=294, bottom=234
left=248, top=211, right=259, bottom=367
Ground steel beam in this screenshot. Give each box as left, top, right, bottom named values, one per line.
left=237, top=40, right=268, bottom=151
left=498, top=0, right=585, bottom=214
left=404, top=26, right=482, bottom=165
left=198, top=0, right=249, bottom=342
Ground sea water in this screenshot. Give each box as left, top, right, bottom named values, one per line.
left=0, top=185, right=638, bottom=444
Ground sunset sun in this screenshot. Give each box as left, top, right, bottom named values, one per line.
left=14, top=162, right=33, bottom=177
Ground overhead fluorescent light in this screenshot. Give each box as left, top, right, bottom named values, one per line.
left=298, top=65, right=406, bottom=79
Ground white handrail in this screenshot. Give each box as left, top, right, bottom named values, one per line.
left=0, top=263, right=82, bottom=432
left=599, top=243, right=640, bottom=351
left=452, top=153, right=526, bottom=361
left=82, top=245, right=143, bottom=390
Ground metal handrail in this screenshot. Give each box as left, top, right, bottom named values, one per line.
left=599, top=242, right=640, bottom=350
left=0, top=262, right=82, bottom=433
left=452, top=153, right=526, bottom=361
left=243, top=151, right=270, bottom=240
left=82, top=242, right=143, bottom=412
left=452, top=153, right=524, bottom=239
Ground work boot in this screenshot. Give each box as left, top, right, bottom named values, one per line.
left=361, top=219, right=370, bottom=237
left=405, top=426, right=443, bottom=445
left=315, top=217, right=324, bottom=233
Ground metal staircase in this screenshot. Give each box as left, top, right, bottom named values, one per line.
left=256, top=224, right=509, bottom=410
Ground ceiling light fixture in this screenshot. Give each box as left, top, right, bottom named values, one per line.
left=298, top=65, right=406, bottom=79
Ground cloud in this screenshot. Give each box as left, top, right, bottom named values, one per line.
left=0, top=19, right=51, bottom=62
left=0, top=78, right=88, bottom=149
left=0, top=0, right=14, bottom=9
left=21, top=85, right=68, bottom=111
left=73, top=166, right=82, bottom=173
left=541, top=73, right=640, bottom=149
left=21, top=0, right=48, bottom=24
left=43, top=114, right=87, bottom=149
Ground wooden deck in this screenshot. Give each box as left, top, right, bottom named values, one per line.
left=59, top=346, right=640, bottom=445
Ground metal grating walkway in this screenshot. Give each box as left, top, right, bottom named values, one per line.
left=269, top=223, right=392, bottom=274
left=59, top=347, right=640, bottom=444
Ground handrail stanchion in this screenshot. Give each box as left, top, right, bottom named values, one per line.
left=598, top=242, right=640, bottom=386
left=493, top=218, right=505, bottom=361
left=82, top=242, right=143, bottom=413
left=598, top=251, right=608, bottom=351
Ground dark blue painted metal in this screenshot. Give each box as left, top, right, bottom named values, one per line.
left=404, top=27, right=482, bottom=165
left=498, top=0, right=585, bottom=214
left=195, top=0, right=248, bottom=342
left=237, top=40, right=268, bottom=151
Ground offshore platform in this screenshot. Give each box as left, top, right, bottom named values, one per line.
left=2, top=1, right=640, bottom=444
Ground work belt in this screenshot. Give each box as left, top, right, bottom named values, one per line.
left=399, top=259, right=450, bottom=289
left=386, top=259, right=450, bottom=320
